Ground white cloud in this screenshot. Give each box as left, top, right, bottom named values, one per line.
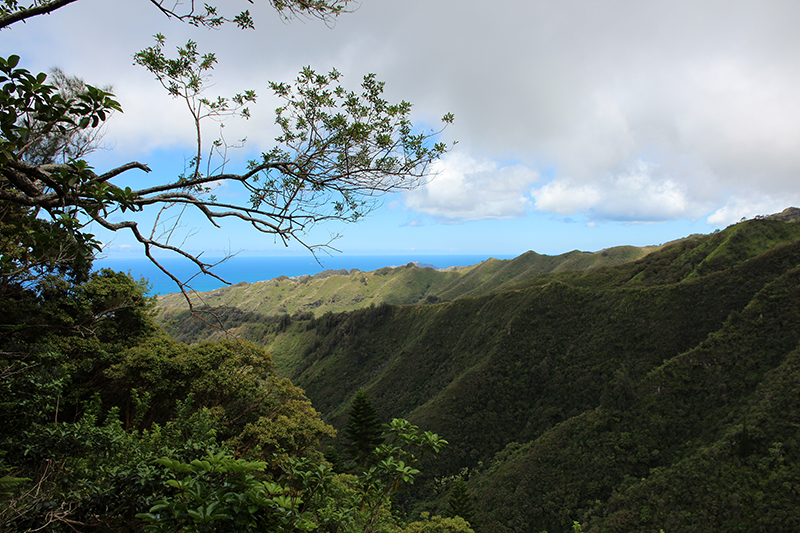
left=533, top=161, right=713, bottom=223
left=533, top=180, right=601, bottom=215
left=707, top=195, right=800, bottom=227
left=402, top=152, right=540, bottom=221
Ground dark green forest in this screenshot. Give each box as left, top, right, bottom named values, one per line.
left=158, top=214, right=800, bottom=532
left=0, top=264, right=452, bottom=531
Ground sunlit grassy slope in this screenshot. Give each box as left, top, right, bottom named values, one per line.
left=157, top=245, right=658, bottom=319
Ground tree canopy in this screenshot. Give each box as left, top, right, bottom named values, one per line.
left=0, top=264, right=449, bottom=529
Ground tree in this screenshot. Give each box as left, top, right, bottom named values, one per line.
left=0, top=54, right=119, bottom=292
left=0, top=266, right=342, bottom=530
left=0, top=0, right=453, bottom=301
left=343, top=388, right=384, bottom=467
left=20, top=68, right=113, bottom=167
left=447, top=479, right=475, bottom=525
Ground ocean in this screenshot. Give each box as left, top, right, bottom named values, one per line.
left=95, top=254, right=512, bottom=296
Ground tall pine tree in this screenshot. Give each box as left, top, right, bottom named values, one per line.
left=448, top=479, right=475, bottom=524
left=343, top=389, right=384, bottom=467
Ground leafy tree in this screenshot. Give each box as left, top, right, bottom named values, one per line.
left=343, top=388, right=385, bottom=467
left=0, top=62, right=113, bottom=292
left=0, top=266, right=340, bottom=529
left=136, top=451, right=320, bottom=533
left=0, top=53, right=121, bottom=293
left=0, top=0, right=453, bottom=299
left=20, top=67, right=113, bottom=166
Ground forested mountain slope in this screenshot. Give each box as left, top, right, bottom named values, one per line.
left=162, top=214, right=800, bottom=532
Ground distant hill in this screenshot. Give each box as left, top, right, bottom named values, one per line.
left=160, top=212, right=800, bottom=532
left=157, top=244, right=659, bottom=326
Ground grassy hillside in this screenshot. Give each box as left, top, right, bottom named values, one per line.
left=161, top=214, right=800, bottom=532
left=156, top=245, right=657, bottom=322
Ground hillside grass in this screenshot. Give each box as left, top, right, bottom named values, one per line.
left=157, top=245, right=660, bottom=322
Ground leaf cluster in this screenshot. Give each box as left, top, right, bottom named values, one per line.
left=135, top=422, right=447, bottom=533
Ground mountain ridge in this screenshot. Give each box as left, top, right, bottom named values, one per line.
left=160, top=211, right=800, bottom=532
left=157, top=244, right=660, bottom=322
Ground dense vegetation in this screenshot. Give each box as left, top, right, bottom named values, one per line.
left=5, top=201, right=800, bottom=532
left=0, top=263, right=454, bottom=531
left=162, top=214, right=800, bottom=532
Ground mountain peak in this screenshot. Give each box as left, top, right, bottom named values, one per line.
left=767, top=206, right=800, bottom=221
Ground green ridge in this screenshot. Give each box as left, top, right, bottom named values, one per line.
left=160, top=215, right=800, bottom=532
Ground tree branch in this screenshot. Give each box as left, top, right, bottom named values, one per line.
left=97, top=161, right=152, bottom=182
left=0, top=0, right=81, bottom=29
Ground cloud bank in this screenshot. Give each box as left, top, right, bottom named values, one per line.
left=403, top=152, right=540, bottom=221
left=5, top=0, right=800, bottom=229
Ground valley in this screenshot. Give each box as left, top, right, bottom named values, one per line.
left=156, top=210, right=800, bottom=532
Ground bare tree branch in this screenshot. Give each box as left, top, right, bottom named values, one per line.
left=0, top=0, right=81, bottom=29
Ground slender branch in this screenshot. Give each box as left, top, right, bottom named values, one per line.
left=0, top=0, right=81, bottom=29
left=91, top=213, right=229, bottom=309
left=97, top=161, right=152, bottom=182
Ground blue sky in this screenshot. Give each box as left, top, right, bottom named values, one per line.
left=4, top=0, right=800, bottom=268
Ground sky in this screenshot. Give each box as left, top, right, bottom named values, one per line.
left=4, top=0, right=800, bottom=263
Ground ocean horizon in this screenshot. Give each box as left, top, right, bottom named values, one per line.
left=95, top=254, right=514, bottom=296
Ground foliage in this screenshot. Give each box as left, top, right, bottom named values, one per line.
left=106, top=336, right=337, bottom=458
left=136, top=451, right=318, bottom=533
left=0, top=249, right=449, bottom=532
left=20, top=67, right=113, bottom=166
left=0, top=54, right=121, bottom=288
left=343, top=388, right=385, bottom=467
left=403, top=512, right=474, bottom=533
left=0, top=396, right=222, bottom=530
left=446, top=480, right=474, bottom=524
left=0, top=262, right=344, bottom=530
left=136, top=422, right=447, bottom=533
